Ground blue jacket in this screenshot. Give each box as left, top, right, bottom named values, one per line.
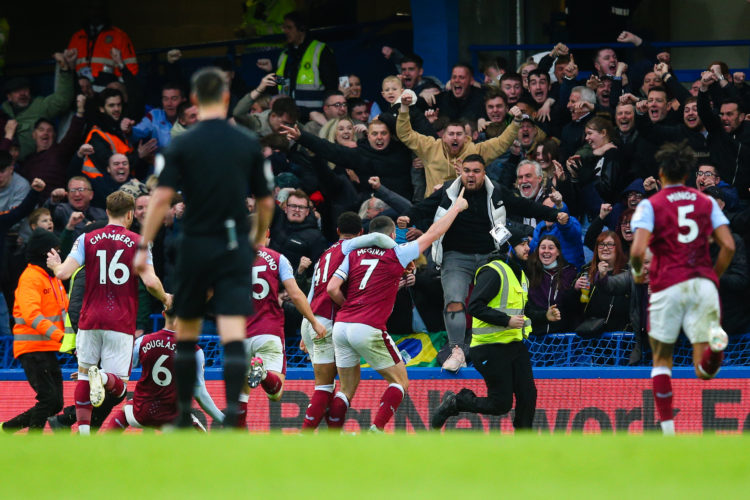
left=132, top=108, right=173, bottom=149
left=529, top=203, right=585, bottom=270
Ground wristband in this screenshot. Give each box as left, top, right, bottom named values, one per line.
left=630, top=266, right=643, bottom=280
left=137, top=242, right=150, bottom=250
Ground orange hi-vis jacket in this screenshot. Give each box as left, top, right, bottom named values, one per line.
left=13, top=264, right=69, bottom=358
left=82, top=125, right=133, bottom=178
left=67, top=26, right=138, bottom=78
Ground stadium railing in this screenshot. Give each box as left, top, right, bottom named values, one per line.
left=2, top=331, right=749, bottom=371
left=468, top=40, right=750, bottom=83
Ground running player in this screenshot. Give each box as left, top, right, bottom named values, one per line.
left=299, top=212, right=396, bottom=430
left=239, top=240, right=327, bottom=427
left=102, top=309, right=224, bottom=432
left=326, top=190, right=468, bottom=432
left=48, top=191, right=171, bottom=435
left=630, top=142, right=735, bottom=436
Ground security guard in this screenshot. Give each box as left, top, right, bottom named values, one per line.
left=1, top=230, right=67, bottom=433
left=431, top=225, right=560, bottom=430
left=271, top=11, right=338, bottom=110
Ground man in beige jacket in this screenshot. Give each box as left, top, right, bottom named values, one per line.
left=396, top=90, right=523, bottom=198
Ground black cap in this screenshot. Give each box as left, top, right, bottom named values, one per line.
left=4, top=77, right=31, bottom=94
left=508, top=223, right=533, bottom=247
left=26, top=228, right=60, bottom=263
left=703, top=186, right=726, bottom=203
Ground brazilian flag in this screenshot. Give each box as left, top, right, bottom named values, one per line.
left=360, top=332, right=447, bottom=368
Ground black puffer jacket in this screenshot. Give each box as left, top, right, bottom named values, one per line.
left=296, top=131, right=413, bottom=200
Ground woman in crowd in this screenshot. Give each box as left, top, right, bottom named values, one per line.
left=573, top=231, right=631, bottom=337
left=526, top=235, right=579, bottom=335
left=570, top=116, right=626, bottom=216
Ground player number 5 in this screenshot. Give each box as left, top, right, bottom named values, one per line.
left=252, top=265, right=270, bottom=300
left=677, top=204, right=698, bottom=244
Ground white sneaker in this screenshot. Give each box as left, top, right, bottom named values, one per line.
left=88, top=366, right=105, bottom=408
left=709, top=326, right=729, bottom=352
left=442, top=346, right=466, bottom=373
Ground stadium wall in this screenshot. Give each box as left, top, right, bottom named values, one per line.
left=2, top=368, right=749, bottom=434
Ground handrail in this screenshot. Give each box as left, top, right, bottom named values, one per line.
left=4, top=15, right=412, bottom=72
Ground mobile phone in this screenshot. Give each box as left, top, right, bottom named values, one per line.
left=395, top=227, right=408, bottom=244
left=339, top=76, right=350, bottom=88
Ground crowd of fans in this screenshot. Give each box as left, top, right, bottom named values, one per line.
left=1, top=8, right=750, bottom=369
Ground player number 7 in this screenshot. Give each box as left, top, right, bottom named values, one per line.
left=359, top=259, right=379, bottom=290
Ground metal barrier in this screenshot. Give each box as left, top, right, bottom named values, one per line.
left=469, top=39, right=750, bottom=83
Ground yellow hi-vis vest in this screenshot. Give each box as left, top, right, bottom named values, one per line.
left=276, top=39, right=326, bottom=108
left=470, top=260, right=530, bottom=347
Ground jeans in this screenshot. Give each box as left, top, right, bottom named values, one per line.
left=440, top=250, right=493, bottom=346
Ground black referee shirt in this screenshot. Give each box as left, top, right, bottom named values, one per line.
left=158, top=119, right=273, bottom=236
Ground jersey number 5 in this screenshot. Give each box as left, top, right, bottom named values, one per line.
left=677, top=204, right=699, bottom=244
left=252, top=265, right=270, bottom=300
left=95, top=249, right=130, bottom=285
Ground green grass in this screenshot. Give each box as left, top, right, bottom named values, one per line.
left=1, top=432, right=749, bottom=498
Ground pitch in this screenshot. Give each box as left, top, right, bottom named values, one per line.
left=1, top=432, right=748, bottom=498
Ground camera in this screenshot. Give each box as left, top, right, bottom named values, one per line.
left=275, top=76, right=289, bottom=86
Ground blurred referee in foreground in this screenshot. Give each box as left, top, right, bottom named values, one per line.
left=135, top=67, right=274, bottom=427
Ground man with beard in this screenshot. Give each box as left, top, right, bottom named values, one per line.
left=435, top=64, right=485, bottom=122
left=397, top=91, right=523, bottom=198
left=477, top=88, right=509, bottom=136
left=398, top=154, right=565, bottom=372
left=697, top=71, right=750, bottom=200
left=82, top=88, right=153, bottom=180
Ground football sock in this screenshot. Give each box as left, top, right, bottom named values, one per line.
left=327, top=392, right=349, bottom=429
left=222, top=341, right=246, bottom=425
left=175, top=340, right=198, bottom=423
left=373, top=383, right=404, bottom=430
left=302, top=384, right=334, bottom=430
left=699, top=347, right=724, bottom=378
left=102, top=372, right=126, bottom=397
left=651, top=366, right=674, bottom=426
left=74, top=377, right=92, bottom=435
left=102, top=409, right=128, bottom=431
left=261, top=372, right=283, bottom=398
left=237, top=393, right=249, bottom=428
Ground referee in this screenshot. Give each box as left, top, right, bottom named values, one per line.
left=431, top=226, right=560, bottom=431
left=135, top=67, right=274, bottom=428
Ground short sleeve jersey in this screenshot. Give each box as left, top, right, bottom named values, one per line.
left=246, top=246, right=294, bottom=339
left=157, top=119, right=273, bottom=236
left=309, top=240, right=346, bottom=320
left=333, top=241, right=420, bottom=331
left=631, top=185, right=729, bottom=293
left=133, top=329, right=180, bottom=423
left=69, top=224, right=148, bottom=334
